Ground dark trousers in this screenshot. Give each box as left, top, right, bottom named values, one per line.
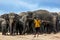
left=34, top=27, right=40, bottom=34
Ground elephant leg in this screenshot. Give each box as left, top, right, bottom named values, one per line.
left=41, top=25, right=44, bottom=34
left=24, top=25, right=28, bottom=34
left=16, top=26, right=18, bottom=35
left=28, top=22, right=31, bottom=33
left=49, top=26, right=52, bottom=34
left=18, top=27, right=20, bottom=35
left=44, top=26, right=47, bottom=33
left=46, top=26, right=50, bottom=34
left=22, top=22, right=28, bottom=34
left=40, top=26, right=43, bottom=34
left=48, top=24, right=53, bottom=34
left=10, top=23, right=14, bottom=35
left=31, top=20, right=34, bottom=34
left=44, top=26, right=46, bottom=33
left=19, top=28, right=21, bottom=35
left=10, top=26, right=13, bottom=35
left=0, top=24, right=2, bottom=32
left=12, top=27, right=15, bottom=35
left=46, top=27, right=48, bottom=33
left=19, top=24, right=23, bottom=35
left=13, top=24, right=16, bottom=35
left=56, top=23, right=58, bottom=32
left=6, top=26, right=9, bottom=35
left=46, top=26, right=49, bottom=34
left=30, top=22, right=34, bottom=34
left=2, top=25, right=6, bottom=35
left=22, top=24, right=26, bottom=34
left=58, top=24, right=60, bottom=32
left=53, top=25, right=57, bottom=34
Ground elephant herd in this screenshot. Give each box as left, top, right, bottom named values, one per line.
left=0, top=10, right=60, bottom=35
left=0, top=13, right=23, bottom=35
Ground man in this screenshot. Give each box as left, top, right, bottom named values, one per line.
left=34, top=17, right=41, bottom=37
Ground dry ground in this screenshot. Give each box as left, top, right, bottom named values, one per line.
left=0, top=33, right=60, bottom=40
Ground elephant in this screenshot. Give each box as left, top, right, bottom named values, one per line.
left=0, top=14, right=10, bottom=35
left=15, top=16, right=23, bottom=35
left=0, top=23, right=1, bottom=32
left=56, top=15, right=60, bottom=32
left=8, top=13, right=23, bottom=35
left=52, top=15, right=58, bottom=33
left=0, top=14, right=9, bottom=35
left=0, top=13, right=24, bottom=35
left=20, top=12, right=35, bottom=34
left=8, top=13, right=17, bottom=35
left=0, top=18, right=7, bottom=35
left=19, top=15, right=27, bottom=34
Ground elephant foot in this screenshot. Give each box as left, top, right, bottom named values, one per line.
left=2, top=32, right=6, bottom=35
left=10, top=33, right=13, bottom=35
left=2, top=33, right=6, bottom=35
left=12, top=34, right=15, bottom=36
left=40, top=32, right=43, bottom=34
left=53, top=32, right=57, bottom=34
left=22, top=32, right=24, bottom=35
left=19, top=33, right=23, bottom=35
left=6, top=33, right=10, bottom=36
left=16, top=33, right=18, bottom=35
left=10, top=34, right=15, bottom=36
left=25, top=33, right=28, bottom=35
left=53, top=31, right=57, bottom=34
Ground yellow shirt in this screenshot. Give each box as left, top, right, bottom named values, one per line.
left=34, top=19, right=41, bottom=28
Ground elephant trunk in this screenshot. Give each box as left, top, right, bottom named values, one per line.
left=52, top=16, right=57, bottom=33
left=9, top=19, right=14, bottom=35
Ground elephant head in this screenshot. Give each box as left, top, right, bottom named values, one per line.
left=9, top=13, right=15, bottom=26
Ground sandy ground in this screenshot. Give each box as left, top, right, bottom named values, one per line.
left=0, top=33, right=60, bottom=40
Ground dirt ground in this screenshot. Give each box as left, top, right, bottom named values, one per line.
left=0, top=33, right=60, bottom=40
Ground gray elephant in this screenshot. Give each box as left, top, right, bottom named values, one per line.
left=0, top=18, right=7, bottom=35
left=56, top=15, right=60, bottom=32
left=8, top=13, right=23, bottom=35
left=9, top=13, right=16, bottom=35
left=0, top=14, right=9, bottom=35
left=20, top=12, right=35, bottom=34
left=0, top=22, right=1, bottom=32
left=52, top=15, right=57, bottom=33
left=16, top=18, right=23, bottom=35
